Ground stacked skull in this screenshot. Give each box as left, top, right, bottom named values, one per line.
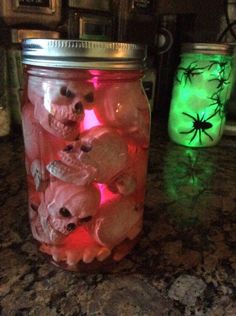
left=23, top=72, right=149, bottom=267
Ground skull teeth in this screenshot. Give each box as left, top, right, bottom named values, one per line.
left=52, top=107, right=82, bottom=122
left=47, top=160, right=72, bottom=177
left=48, top=216, right=71, bottom=235
left=49, top=114, right=77, bottom=139
left=47, top=160, right=96, bottom=186
left=59, top=151, right=81, bottom=169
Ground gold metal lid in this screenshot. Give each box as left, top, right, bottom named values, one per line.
left=181, top=42, right=233, bottom=55
left=22, top=39, right=147, bottom=70
left=11, top=29, right=60, bottom=44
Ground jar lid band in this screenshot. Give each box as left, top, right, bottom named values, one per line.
left=181, top=42, right=233, bottom=55
left=22, top=39, right=147, bottom=70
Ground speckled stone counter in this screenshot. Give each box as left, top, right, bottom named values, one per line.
left=1, top=120, right=236, bottom=316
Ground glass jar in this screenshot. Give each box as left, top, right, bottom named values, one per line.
left=168, top=43, right=233, bottom=147
left=224, top=44, right=236, bottom=135
left=7, top=29, right=60, bottom=126
left=21, top=39, right=150, bottom=271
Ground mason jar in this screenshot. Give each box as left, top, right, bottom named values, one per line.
left=21, top=39, right=150, bottom=271
left=168, top=43, right=233, bottom=147
left=7, top=29, right=60, bottom=126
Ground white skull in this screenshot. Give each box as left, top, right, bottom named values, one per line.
left=47, top=126, right=129, bottom=186
left=37, top=180, right=101, bottom=244
left=88, top=196, right=143, bottom=248
left=28, top=77, right=95, bottom=140
left=108, top=172, right=137, bottom=196
left=27, top=191, right=59, bottom=244
left=94, top=81, right=150, bottom=147
left=30, top=159, right=49, bottom=192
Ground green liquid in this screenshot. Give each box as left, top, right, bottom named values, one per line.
left=168, top=53, right=233, bottom=147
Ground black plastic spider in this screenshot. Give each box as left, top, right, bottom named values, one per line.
left=180, top=111, right=217, bottom=144
left=208, top=60, right=228, bottom=74
left=176, top=61, right=206, bottom=85
left=208, top=93, right=227, bottom=135
left=209, top=73, right=231, bottom=90
left=208, top=92, right=225, bottom=116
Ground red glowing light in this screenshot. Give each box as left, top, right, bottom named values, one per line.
left=97, top=183, right=118, bottom=204
left=63, top=226, right=95, bottom=248
left=82, top=109, right=101, bottom=131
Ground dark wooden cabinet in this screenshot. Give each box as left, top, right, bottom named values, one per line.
left=156, top=0, right=196, bottom=14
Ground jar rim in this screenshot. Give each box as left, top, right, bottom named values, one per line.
left=22, top=39, right=147, bottom=70
left=181, top=42, right=233, bottom=55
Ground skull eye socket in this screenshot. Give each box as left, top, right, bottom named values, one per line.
left=59, top=207, right=71, bottom=217
left=73, top=102, right=84, bottom=114
left=84, top=92, right=94, bottom=103
left=80, top=144, right=92, bottom=152
left=63, top=144, right=74, bottom=152
left=67, top=223, right=77, bottom=232
left=30, top=203, right=38, bottom=212
left=79, top=216, right=92, bottom=223
left=60, top=86, right=74, bottom=98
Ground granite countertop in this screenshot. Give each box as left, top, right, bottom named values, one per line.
left=1, top=119, right=236, bottom=316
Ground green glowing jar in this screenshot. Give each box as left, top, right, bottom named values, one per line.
left=168, top=43, right=233, bottom=147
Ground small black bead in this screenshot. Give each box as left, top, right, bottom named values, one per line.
left=59, top=207, right=71, bottom=217
left=67, top=223, right=76, bottom=231
left=84, top=92, right=94, bottom=103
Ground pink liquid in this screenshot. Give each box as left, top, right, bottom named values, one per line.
left=22, top=68, right=150, bottom=270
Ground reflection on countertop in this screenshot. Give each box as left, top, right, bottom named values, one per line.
left=1, top=119, right=236, bottom=316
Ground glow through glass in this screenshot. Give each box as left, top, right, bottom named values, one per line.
left=168, top=52, right=233, bottom=147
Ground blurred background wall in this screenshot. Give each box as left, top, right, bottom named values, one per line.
left=0, top=0, right=235, bottom=133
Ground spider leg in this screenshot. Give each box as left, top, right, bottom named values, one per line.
left=199, top=66, right=208, bottom=71
left=193, top=70, right=204, bottom=75
left=219, top=66, right=226, bottom=75
left=206, top=111, right=218, bottom=121
left=202, top=130, right=213, bottom=141
left=217, top=82, right=223, bottom=89
left=208, top=78, right=217, bottom=84
left=199, top=113, right=205, bottom=121
left=189, top=61, right=205, bottom=69
left=182, top=112, right=196, bottom=121
left=217, top=86, right=225, bottom=94
left=176, top=72, right=183, bottom=83
left=209, top=77, right=223, bottom=88
left=180, top=128, right=195, bottom=135
left=190, top=129, right=198, bottom=143
left=183, top=62, right=197, bottom=69
left=198, top=130, right=202, bottom=144
left=185, top=75, right=191, bottom=85
left=210, top=91, right=219, bottom=99
left=208, top=62, right=215, bottom=70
